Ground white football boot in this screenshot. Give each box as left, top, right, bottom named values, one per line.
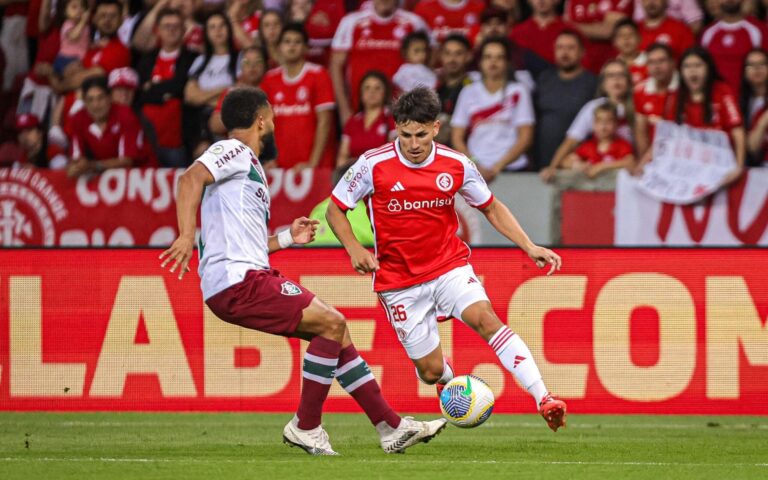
left=283, top=416, right=339, bottom=456
left=377, top=416, right=448, bottom=454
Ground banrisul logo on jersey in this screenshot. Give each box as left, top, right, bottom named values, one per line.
left=387, top=196, right=454, bottom=213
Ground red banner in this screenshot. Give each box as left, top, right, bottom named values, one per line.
left=0, top=168, right=333, bottom=246
left=0, top=248, right=766, bottom=414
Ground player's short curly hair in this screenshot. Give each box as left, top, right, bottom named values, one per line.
left=221, top=86, right=270, bottom=131
left=392, top=87, right=441, bottom=125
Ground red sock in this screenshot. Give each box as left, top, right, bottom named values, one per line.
left=296, top=336, right=341, bottom=430
left=336, top=344, right=401, bottom=429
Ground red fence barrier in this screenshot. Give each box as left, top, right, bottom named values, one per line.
left=0, top=248, right=766, bottom=414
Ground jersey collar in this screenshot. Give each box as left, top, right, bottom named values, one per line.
left=394, top=139, right=436, bottom=169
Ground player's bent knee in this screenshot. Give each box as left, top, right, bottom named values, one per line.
left=474, top=310, right=503, bottom=340
left=320, top=309, right=346, bottom=341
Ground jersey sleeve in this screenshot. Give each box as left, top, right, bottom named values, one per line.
left=459, top=157, right=494, bottom=209
left=195, top=143, right=251, bottom=183
left=314, top=68, right=336, bottom=111
left=330, top=156, right=374, bottom=211
left=331, top=14, right=355, bottom=52
left=720, top=87, right=744, bottom=129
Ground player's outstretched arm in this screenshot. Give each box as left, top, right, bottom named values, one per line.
left=160, top=163, right=214, bottom=280
left=267, top=217, right=320, bottom=253
left=326, top=201, right=379, bottom=275
left=480, top=198, right=562, bottom=276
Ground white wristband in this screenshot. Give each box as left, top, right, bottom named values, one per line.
left=277, top=229, right=294, bottom=249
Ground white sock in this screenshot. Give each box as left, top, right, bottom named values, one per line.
left=438, top=357, right=454, bottom=384
left=415, top=357, right=455, bottom=385
left=489, top=326, right=548, bottom=406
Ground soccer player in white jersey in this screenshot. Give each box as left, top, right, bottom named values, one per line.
left=326, top=87, right=568, bottom=432
left=160, top=86, right=447, bottom=455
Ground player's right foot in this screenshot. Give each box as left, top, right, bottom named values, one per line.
left=539, top=394, right=567, bottom=432
left=282, top=416, right=339, bottom=455
left=377, top=416, right=448, bottom=454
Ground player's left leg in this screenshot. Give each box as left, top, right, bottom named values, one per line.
left=436, top=265, right=567, bottom=432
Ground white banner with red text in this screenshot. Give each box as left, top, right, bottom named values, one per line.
left=616, top=168, right=768, bottom=245
left=0, top=249, right=765, bottom=414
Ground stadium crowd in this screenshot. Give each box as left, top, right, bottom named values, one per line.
left=0, top=0, right=766, bottom=186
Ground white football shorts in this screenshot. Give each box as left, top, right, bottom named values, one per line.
left=377, top=264, right=489, bottom=359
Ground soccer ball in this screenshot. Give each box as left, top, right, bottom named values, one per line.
left=439, top=375, right=495, bottom=428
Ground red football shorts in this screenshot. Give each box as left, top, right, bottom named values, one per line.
left=205, top=269, right=315, bottom=336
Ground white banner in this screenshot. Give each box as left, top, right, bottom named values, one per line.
left=638, top=121, right=737, bottom=205
left=616, top=168, right=768, bottom=245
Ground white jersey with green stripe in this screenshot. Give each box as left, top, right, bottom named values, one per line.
left=195, top=138, right=271, bottom=300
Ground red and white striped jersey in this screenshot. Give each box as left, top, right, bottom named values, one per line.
left=331, top=141, right=494, bottom=292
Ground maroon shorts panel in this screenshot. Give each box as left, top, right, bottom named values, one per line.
left=205, top=269, right=315, bottom=337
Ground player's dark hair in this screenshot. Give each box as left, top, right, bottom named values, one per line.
left=221, top=86, right=270, bottom=131
left=442, top=33, right=471, bottom=52
left=646, top=42, right=674, bottom=59
left=401, top=30, right=430, bottom=58
left=357, top=70, right=391, bottom=112
left=278, top=22, right=309, bottom=45
left=81, top=76, right=110, bottom=96
left=393, top=87, right=441, bottom=124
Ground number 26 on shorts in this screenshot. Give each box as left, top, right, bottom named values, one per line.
left=389, top=304, right=407, bottom=322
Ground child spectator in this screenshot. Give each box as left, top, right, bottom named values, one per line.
left=54, top=0, right=91, bottom=75
left=612, top=19, right=648, bottom=85
left=565, top=103, right=635, bottom=178
left=392, top=31, right=437, bottom=94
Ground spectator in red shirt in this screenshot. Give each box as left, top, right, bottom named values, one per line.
left=336, top=70, right=395, bottom=168
left=701, top=0, right=768, bottom=96
left=565, top=0, right=633, bottom=73
left=261, top=23, right=336, bottom=170
left=67, top=76, right=142, bottom=177
left=0, top=114, right=66, bottom=169
left=612, top=19, right=649, bottom=85
left=137, top=7, right=197, bottom=167
left=659, top=47, right=745, bottom=183
left=740, top=49, right=768, bottom=165
left=301, top=0, right=346, bottom=66
left=637, top=0, right=695, bottom=58
left=414, top=0, right=485, bottom=43
left=633, top=42, right=678, bottom=157
left=510, top=0, right=567, bottom=65
left=562, top=103, right=635, bottom=178
left=226, top=0, right=260, bottom=50
left=330, top=0, right=428, bottom=123
left=61, top=0, right=131, bottom=92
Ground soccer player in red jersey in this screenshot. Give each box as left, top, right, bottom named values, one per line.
left=326, top=87, right=568, bottom=432
left=161, top=86, right=446, bottom=456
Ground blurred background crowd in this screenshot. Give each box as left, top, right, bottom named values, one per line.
left=0, top=0, right=766, bottom=187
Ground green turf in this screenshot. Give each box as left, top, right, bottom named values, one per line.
left=0, top=413, right=766, bottom=479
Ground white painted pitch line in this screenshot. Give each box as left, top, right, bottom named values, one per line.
left=0, top=457, right=766, bottom=468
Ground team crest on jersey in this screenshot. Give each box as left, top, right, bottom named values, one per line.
left=436, top=173, right=454, bottom=192
left=297, top=86, right=308, bottom=101
left=280, top=281, right=302, bottom=296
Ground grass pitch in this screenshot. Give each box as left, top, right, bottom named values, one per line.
left=0, top=413, right=766, bottom=480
